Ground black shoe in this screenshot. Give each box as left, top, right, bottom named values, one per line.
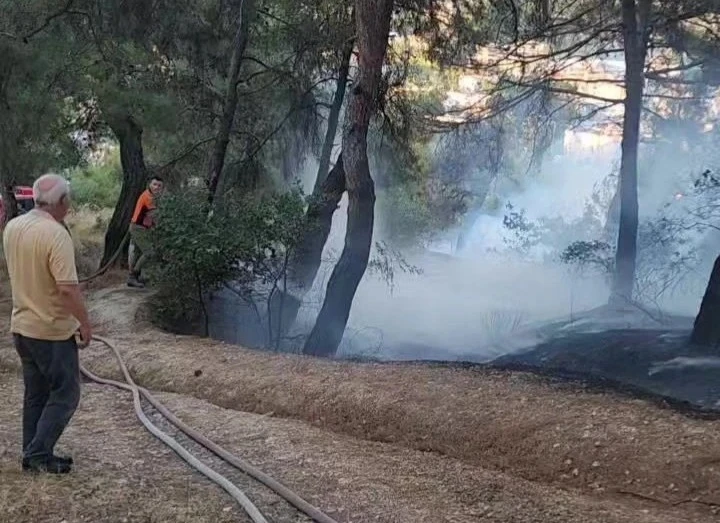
left=23, top=456, right=73, bottom=474
left=22, top=454, right=73, bottom=470
left=127, top=275, right=145, bottom=288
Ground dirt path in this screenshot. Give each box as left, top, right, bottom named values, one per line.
left=0, top=369, right=248, bottom=523
left=0, top=286, right=719, bottom=521
left=0, top=369, right=710, bottom=522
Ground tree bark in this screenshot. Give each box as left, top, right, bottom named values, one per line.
left=101, top=114, right=148, bottom=268
left=610, top=0, right=650, bottom=305
left=314, top=36, right=354, bottom=193
left=280, top=40, right=355, bottom=331
left=1, top=183, right=18, bottom=226
left=303, top=0, right=394, bottom=357
left=273, top=158, right=345, bottom=347
left=207, top=0, right=251, bottom=203
left=289, top=154, right=346, bottom=293
left=691, top=255, right=720, bottom=347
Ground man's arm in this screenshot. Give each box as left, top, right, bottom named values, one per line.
left=57, top=284, right=91, bottom=343
left=50, top=229, right=92, bottom=345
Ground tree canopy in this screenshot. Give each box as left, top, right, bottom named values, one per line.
left=4, top=0, right=720, bottom=353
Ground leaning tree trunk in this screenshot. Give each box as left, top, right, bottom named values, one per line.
left=313, top=36, right=354, bottom=192
left=303, top=0, right=394, bottom=357
left=691, top=255, right=720, bottom=347
left=610, top=0, right=650, bottom=305
left=207, top=0, right=251, bottom=203
left=286, top=154, right=345, bottom=296
left=100, top=115, right=148, bottom=268
left=280, top=40, right=355, bottom=332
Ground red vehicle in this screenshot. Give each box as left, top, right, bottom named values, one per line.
left=0, top=186, right=35, bottom=225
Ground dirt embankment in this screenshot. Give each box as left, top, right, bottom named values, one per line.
left=73, top=292, right=720, bottom=501
left=2, top=369, right=706, bottom=523
left=1, top=286, right=720, bottom=522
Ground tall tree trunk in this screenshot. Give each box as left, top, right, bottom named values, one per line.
left=207, top=0, right=251, bottom=203
left=691, top=255, right=720, bottom=347
left=303, top=0, right=394, bottom=357
left=610, top=0, right=650, bottom=305
left=100, top=114, right=148, bottom=268
left=313, top=36, right=354, bottom=193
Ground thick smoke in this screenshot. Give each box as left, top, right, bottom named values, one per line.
left=298, top=116, right=720, bottom=361
left=213, top=61, right=720, bottom=362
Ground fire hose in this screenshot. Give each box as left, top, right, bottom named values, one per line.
left=75, top=230, right=338, bottom=521
left=78, top=231, right=130, bottom=284
left=85, top=335, right=339, bottom=523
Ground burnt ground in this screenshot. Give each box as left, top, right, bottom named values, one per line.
left=490, top=327, right=720, bottom=413
left=369, top=306, right=720, bottom=416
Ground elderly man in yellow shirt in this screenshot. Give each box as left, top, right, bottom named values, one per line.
left=3, top=173, right=92, bottom=474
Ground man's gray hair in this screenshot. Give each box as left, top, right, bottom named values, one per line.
left=33, top=173, right=70, bottom=206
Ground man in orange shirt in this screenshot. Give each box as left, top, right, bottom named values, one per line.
left=127, top=176, right=164, bottom=288
left=4, top=173, right=92, bottom=474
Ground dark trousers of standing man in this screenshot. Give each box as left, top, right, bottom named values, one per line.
left=14, top=334, right=81, bottom=461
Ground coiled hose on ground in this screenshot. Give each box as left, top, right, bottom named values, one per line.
left=76, top=232, right=339, bottom=521
left=85, top=337, right=339, bottom=523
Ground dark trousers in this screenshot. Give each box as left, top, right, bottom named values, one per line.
left=14, top=334, right=81, bottom=460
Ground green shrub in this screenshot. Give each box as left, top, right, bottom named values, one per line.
left=147, top=187, right=305, bottom=335
left=68, top=152, right=122, bottom=209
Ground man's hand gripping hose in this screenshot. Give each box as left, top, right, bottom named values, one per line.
left=83, top=335, right=339, bottom=523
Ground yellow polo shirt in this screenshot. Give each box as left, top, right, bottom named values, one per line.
left=3, top=210, right=80, bottom=340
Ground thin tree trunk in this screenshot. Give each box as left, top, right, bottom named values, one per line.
left=691, top=255, right=720, bottom=347
left=314, top=36, right=354, bottom=193
left=303, top=0, right=394, bottom=357
left=278, top=156, right=345, bottom=342
left=101, top=114, right=148, bottom=268
left=207, top=0, right=251, bottom=203
left=290, top=155, right=346, bottom=290
left=610, top=0, right=650, bottom=304
left=1, top=183, right=18, bottom=225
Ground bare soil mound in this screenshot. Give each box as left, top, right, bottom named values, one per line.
left=1, top=286, right=720, bottom=521
left=82, top=292, right=720, bottom=506
left=0, top=370, right=710, bottom=522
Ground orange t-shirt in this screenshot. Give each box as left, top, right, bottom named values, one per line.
left=131, top=190, right=156, bottom=228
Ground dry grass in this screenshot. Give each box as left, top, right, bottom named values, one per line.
left=0, top=369, right=248, bottom=523
left=14, top=288, right=711, bottom=516
left=0, top=368, right=710, bottom=522
left=65, top=207, right=113, bottom=277
left=1, top=280, right=720, bottom=520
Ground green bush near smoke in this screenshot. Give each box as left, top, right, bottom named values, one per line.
left=147, top=187, right=305, bottom=335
